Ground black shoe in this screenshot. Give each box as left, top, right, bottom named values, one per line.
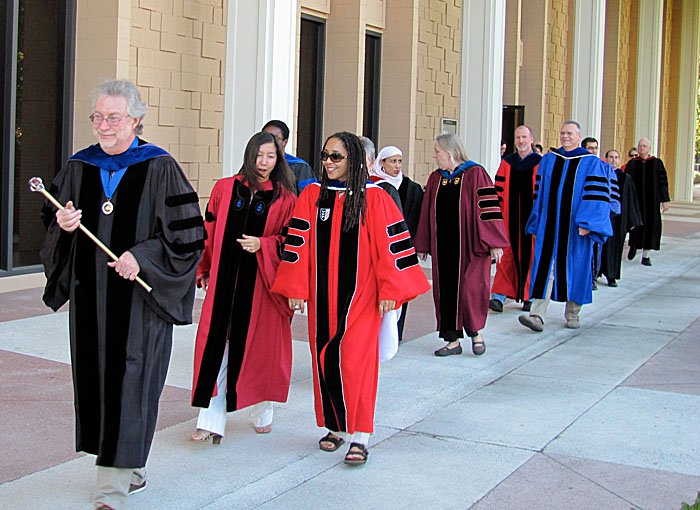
left=522, top=301, right=532, bottom=312
left=434, top=343, right=463, bottom=356
left=488, top=299, right=504, bottom=312
left=592, top=279, right=598, bottom=291
left=641, top=257, right=652, bottom=266
left=607, top=278, right=617, bottom=287
left=627, top=247, right=637, bottom=260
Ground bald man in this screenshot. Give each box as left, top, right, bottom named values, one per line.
left=624, top=138, right=670, bottom=266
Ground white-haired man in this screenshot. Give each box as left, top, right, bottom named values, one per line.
left=41, top=79, right=205, bottom=509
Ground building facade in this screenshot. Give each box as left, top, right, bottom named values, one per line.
left=1, top=0, right=698, bottom=284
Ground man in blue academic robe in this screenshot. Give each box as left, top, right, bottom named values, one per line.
left=518, top=121, right=613, bottom=332
left=262, top=119, right=317, bottom=194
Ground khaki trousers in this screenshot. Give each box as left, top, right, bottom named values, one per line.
left=94, top=466, right=145, bottom=509
left=529, top=263, right=581, bottom=322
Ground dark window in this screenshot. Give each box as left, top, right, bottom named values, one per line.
left=297, top=16, right=325, bottom=178
left=363, top=32, right=381, bottom=146
left=1, top=0, right=74, bottom=273
left=501, top=105, right=525, bottom=156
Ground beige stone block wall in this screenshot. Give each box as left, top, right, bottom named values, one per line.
left=129, top=0, right=226, bottom=203
left=414, top=0, right=461, bottom=184
left=542, top=0, right=572, bottom=147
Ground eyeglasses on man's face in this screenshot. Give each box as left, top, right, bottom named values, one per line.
left=89, top=113, right=131, bottom=127
left=320, top=150, right=348, bottom=163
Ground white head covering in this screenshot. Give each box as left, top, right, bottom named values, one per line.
left=371, top=146, right=404, bottom=189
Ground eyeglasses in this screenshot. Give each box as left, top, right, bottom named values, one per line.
left=89, top=113, right=130, bottom=127
left=320, top=150, right=348, bottom=163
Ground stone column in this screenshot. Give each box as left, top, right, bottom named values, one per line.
left=222, top=0, right=297, bottom=175
left=634, top=0, right=663, bottom=149
left=520, top=0, right=549, bottom=145
left=459, top=0, right=507, bottom=176
left=571, top=0, right=606, bottom=139
left=673, top=0, right=700, bottom=203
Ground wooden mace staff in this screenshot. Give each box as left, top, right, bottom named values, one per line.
left=29, top=177, right=152, bottom=293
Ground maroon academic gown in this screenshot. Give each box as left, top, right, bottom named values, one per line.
left=192, top=175, right=296, bottom=411
left=415, top=163, right=509, bottom=335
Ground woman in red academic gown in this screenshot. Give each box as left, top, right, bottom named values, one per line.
left=415, top=133, right=509, bottom=357
left=190, top=131, right=296, bottom=443
left=272, top=132, right=430, bottom=465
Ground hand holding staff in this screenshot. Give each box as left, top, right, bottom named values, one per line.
left=29, top=177, right=152, bottom=293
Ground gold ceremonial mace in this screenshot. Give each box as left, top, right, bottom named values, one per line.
left=29, top=177, right=153, bottom=293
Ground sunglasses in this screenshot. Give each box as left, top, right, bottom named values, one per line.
left=320, top=150, right=348, bottom=163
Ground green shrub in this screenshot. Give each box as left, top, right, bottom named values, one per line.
left=680, top=492, right=700, bottom=510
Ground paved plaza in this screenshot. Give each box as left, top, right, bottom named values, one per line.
left=1, top=193, right=699, bottom=509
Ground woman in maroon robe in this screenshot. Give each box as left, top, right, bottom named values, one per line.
left=190, top=131, right=296, bottom=443
left=415, top=134, right=509, bottom=357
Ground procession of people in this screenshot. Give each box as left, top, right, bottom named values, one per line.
left=37, top=78, right=671, bottom=509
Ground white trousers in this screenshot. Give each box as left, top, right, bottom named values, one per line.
left=196, top=342, right=274, bottom=436
left=331, top=430, right=371, bottom=446
left=93, top=466, right=145, bottom=509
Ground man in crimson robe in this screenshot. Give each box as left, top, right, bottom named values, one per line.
left=489, top=125, right=541, bottom=313
left=625, top=137, right=670, bottom=266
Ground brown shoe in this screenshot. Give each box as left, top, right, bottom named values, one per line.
left=518, top=315, right=544, bottom=332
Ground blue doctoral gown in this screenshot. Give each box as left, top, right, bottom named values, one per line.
left=526, top=147, right=613, bottom=305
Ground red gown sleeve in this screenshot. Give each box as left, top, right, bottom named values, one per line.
left=257, top=190, right=296, bottom=300
left=271, top=186, right=314, bottom=301
left=368, top=189, right=431, bottom=307
left=197, top=179, right=224, bottom=279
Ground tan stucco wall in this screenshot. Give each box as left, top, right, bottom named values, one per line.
left=660, top=0, right=682, bottom=196
left=624, top=1, right=639, bottom=156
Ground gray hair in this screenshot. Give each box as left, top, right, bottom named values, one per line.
left=562, top=120, right=581, bottom=134
left=435, top=133, right=468, bottom=165
left=358, top=136, right=376, bottom=163
left=92, top=79, right=147, bottom=135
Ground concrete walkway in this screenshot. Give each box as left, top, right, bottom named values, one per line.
left=1, top=195, right=699, bottom=509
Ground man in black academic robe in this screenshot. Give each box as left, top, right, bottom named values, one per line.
left=41, top=79, right=204, bottom=510
left=625, top=137, right=670, bottom=266
left=599, top=149, right=643, bottom=286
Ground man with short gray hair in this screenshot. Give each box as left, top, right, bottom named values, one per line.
left=518, top=121, right=613, bottom=332
left=40, top=79, right=205, bottom=509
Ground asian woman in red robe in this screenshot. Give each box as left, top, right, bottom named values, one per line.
left=190, top=131, right=296, bottom=443
left=272, top=132, right=430, bottom=466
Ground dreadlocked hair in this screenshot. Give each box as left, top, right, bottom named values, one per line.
left=318, top=131, right=368, bottom=232
left=237, top=131, right=295, bottom=203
